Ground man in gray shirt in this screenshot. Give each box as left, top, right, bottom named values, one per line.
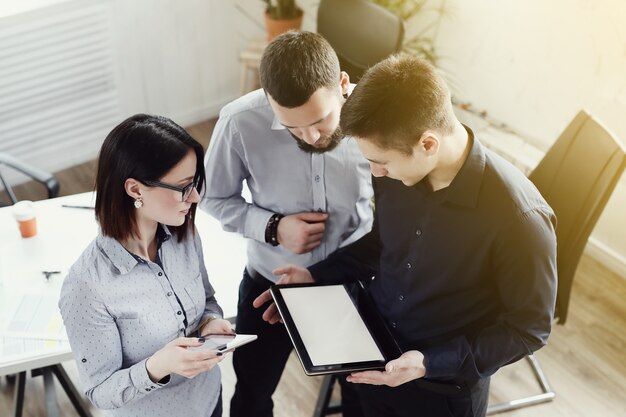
left=201, top=31, right=372, bottom=417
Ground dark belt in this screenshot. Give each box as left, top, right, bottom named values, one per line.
left=245, top=265, right=273, bottom=290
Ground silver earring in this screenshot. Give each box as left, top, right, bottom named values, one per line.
left=134, top=198, right=143, bottom=208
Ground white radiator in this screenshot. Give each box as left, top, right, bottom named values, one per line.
left=0, top=0, right=119, bottom=185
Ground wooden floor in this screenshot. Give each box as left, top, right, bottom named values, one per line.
left=2, top=118, right=625, bottom=416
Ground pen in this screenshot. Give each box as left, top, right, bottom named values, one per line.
left=42, top=270, right=61, bottom=281
left=61, top=204, right=95, bottom=209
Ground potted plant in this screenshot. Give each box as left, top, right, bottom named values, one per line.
left=263, top=0, right=304, bottom=41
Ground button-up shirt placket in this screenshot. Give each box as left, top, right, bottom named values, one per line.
left=151, top=264, right=188, bottom=336
left=312, top=153, right=326, bottom=261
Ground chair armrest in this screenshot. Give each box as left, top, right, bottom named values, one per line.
left=0, top=152, right=60, bottom=199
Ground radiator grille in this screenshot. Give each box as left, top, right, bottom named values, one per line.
left=0, top=1, right=119, bottom=184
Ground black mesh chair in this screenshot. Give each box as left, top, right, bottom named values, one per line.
left=0, top=152, right=60, bottom=206
left=317, top=0, right=404, bottom=82
left=488, top=110, right=626, bottom=414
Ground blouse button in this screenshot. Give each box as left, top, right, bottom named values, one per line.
left=81, top=358, right=87, bottom=363
left=166, top=292, right=172, bottom=297
left=406, top=262, right=412, bottom=269
left=177, top=311, right=182, bottom=315
left=415, top=229, right=422, bottom=236
left=398, top=295, right=404, bottom=301
left=158, top=272, right=163, bottom=276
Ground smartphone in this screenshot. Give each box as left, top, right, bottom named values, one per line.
left=189, top=333, right=258, bottom=352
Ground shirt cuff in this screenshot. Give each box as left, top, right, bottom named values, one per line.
left=421, top=342, right=463, bottom=379
left=243, top=206, right=275, bottom=243
left=130, top=358, right=169, bottom=395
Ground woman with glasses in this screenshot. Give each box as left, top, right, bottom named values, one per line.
left=59, top=114, right=232, bottom=417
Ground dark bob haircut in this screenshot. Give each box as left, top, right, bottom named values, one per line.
left=94, top=114, right=205, bottom=242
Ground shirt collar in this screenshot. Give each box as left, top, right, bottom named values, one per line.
left=156, top=224, right=172, bottom=244
left=442, top=125, right=487, bottom=208
left=270, top=115, right=285, bottom=131
left=261, top=92, right=285, bottom=131
left=96, top=224, right=172, bottom=276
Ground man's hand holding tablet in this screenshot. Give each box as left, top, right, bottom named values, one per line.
left=253, top=264, right=314, bottom=324
left=346, top=350, right=427, bottom=387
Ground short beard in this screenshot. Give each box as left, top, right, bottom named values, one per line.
left=289, top=127, right=344, bottom=154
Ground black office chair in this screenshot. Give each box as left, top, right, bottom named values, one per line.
left=317, top=0, right=404, bottom=82
left=0, top=152, right=60, bottom=206
left=487, top=110, right=626, bottom=414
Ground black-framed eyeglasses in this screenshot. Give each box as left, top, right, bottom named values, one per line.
left=142, top=178, right=199, bottom=202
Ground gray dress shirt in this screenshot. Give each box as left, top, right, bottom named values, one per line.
left=59, top=225, right=223, bottom=417
left=201, top=88, right=373, bottom=280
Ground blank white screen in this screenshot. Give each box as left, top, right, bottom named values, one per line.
left=280, top=285, right=384, bottom=366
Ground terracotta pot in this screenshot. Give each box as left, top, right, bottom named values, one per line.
left=264, top=11, right=303, bottom=42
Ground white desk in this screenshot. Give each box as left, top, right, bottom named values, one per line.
left=0, top=192, right=246, bottom=416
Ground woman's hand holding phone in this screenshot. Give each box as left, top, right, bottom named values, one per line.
left=146, top=336, right=226, bottom=382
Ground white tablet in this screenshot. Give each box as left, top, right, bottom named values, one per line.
left=270, top=282, right=401, bottom=375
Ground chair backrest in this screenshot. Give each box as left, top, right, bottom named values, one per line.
left=0, top=152, right=60, bottom=206
left=317, top=0, right=404, bottom=82
left=529, top=110, right=626, bottom=324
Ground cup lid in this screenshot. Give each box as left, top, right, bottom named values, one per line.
left=12, top=200, right=36, bottom=221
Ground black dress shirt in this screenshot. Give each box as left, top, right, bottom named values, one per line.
left=309, top=128, right=557, bottom=382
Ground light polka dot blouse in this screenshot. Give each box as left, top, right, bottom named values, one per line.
left=59, top=225, right=223, bottom=416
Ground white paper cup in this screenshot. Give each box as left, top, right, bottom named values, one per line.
left=12, top=200, right=37, bottom=238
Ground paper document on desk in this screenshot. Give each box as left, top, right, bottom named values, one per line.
left=0, top=336, right=69, bottom=364
left=2, top=294, right=67, bottom=341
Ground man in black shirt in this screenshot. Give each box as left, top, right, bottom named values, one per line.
left=254, top=54, right=557, bottom=417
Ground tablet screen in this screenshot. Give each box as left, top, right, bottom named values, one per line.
left=279, top=285, right=384, bottom=366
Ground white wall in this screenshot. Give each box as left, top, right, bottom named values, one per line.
left=109, top=0, right=241, bottom=127
left=109, top=0, right=323, bottom=131
left=431, top=0, right=626, bottom=148
left=421, top=0, right=626, bottom=276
